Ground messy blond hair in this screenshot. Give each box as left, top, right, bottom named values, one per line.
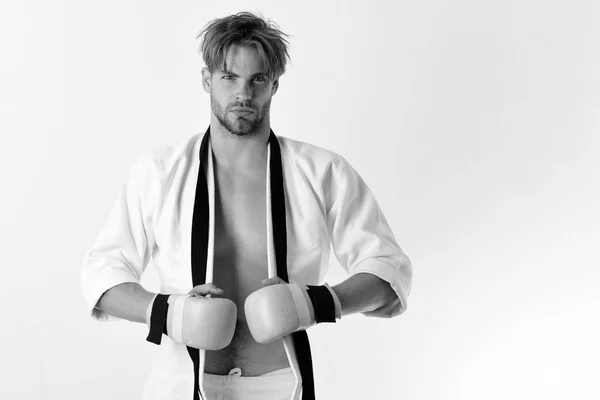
left=198, top=12, right=291, bottom=80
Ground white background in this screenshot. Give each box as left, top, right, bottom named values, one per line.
left=1, top=0, right=599, bottom=399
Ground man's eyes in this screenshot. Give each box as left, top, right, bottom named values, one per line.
left=221, top=75, right=266, bottom=83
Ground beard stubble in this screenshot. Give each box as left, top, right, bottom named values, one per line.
left=211, top=94, right=271, bottom=137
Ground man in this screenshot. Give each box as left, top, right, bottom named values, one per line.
left=81, top=11, right=412, bottom=400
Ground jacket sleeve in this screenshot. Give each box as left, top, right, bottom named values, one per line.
left=81, top=153, right=161, bottom=321
left=325, top=156, right=412, bottom=318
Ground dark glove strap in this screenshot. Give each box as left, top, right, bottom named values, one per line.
left=146, top=294, right=170, bottom=345
left=306, top=285, right=336, bottom=324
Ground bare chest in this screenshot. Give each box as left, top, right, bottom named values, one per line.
left=212, top=173, right=269, bottom=300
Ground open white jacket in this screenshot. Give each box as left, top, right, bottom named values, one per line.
left=81, top=132, right=412, bottom=400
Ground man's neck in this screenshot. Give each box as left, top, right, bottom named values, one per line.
left=209, top=117, right=270, bottom=176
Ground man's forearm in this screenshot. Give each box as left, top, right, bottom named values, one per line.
left=331, top=273, right=397, bottom=317
left=97, top=282, right=156, bottom=324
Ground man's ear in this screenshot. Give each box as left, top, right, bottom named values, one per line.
left=271, top=79, right=279, bottom=96
left=201, top=67, right=212, bottom=93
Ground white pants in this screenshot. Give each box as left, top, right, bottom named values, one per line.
left=202, top=367, right=296, bottom=400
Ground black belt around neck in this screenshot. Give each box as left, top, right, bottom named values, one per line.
left=187, top=127, right=316, bottom=400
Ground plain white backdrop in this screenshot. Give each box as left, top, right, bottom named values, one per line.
left=1, top=0, right=599, bottom=399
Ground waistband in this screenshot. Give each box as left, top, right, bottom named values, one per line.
left=204, top=366, right=293, bottom=379
left=202, top=366, right=295, bottom=390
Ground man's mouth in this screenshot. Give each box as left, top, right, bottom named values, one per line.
left=231, top=108, right=255, bottom=117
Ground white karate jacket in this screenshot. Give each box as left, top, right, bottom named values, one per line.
left=81, top=132, right=412, bottom=400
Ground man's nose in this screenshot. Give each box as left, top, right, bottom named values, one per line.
left=236, top=81, right=253, bottom=102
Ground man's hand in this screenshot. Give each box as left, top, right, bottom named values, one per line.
left=146, top=283, right=236, bottom=350
left=244, top=279, right=341, bottom=343
left=260, top=276, right=286, bottom=286
left=187, top=282, right=225, bottom=298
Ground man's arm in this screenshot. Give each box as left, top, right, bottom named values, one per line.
left=97, top=283, right=155, bottom=324
left=247, top=273, right=399, bottom=343
left=331, top=273, right=397, bottom=317
left=81, top=153, right=161, bottom=321
left=325, top=155, right=413, bottom=318
left=96, top=282, right=227, bottom=324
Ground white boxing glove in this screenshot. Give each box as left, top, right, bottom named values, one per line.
left=244, top=283, right=342, bottom=344
left=146, top=293, right=237, bottom=350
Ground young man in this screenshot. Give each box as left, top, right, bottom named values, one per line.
left=81, top=12, right=412, bottom=400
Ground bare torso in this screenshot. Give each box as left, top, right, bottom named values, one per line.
left=203, top=157, right=289, bottom=376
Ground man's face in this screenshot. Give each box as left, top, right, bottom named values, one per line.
left=203, top=45, right=278, bottom=136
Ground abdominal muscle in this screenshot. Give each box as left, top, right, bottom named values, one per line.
left=203, top=303, right=290, bottom=376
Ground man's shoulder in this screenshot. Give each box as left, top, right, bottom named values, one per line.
left=142, top=133, right=203, bottom=171
left=277, top=135, right=359, bottom=195
left=278, top=135, right=345, bottom=167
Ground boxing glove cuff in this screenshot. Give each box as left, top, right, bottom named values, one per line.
left=166, top=294, right=191, bottom=344
left=306, top=284, right=338, bottom=324
left=146, top=294, right=170, bottom=345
